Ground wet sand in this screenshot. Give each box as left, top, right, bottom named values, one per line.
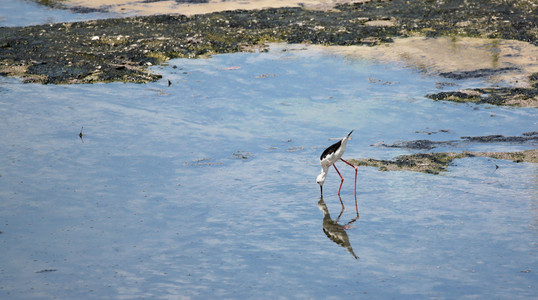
left=328, top=37, right=538, bottom=88
left=51, top=0, right=370, bottom=16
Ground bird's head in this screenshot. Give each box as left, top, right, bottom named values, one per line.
left=347, top=130, right=354, bottom=140
left=316, top=172, right=327, bottom=188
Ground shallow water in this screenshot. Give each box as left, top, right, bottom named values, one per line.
left=0, top=43, right=536, bottom=299
left=0, top=0, right=118, bottom=27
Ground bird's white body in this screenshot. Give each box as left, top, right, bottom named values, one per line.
left=320, top=138, right=349, bottom=168
left=316, top=132, right=353, bottom=187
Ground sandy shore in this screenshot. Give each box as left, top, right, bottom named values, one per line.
left=60, top=0, right=370, bottom=16
left=2, top=0, right=536, bottom=104
left=327, top=37, right=538, bottom=88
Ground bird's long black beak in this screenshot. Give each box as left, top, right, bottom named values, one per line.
left=320, top=185, right=323, bottom=195
left=348, top=130, right=354, bottom=137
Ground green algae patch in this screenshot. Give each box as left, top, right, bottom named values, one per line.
left=1, top=0, right=537, bottom=84
left=350, top=152, right=467, bottom=175
left=350, top=149, right=537, bottom=174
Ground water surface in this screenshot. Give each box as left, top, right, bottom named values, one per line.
left=0, top=0, right=118, bottom=27
left=0, top=44, right=536, bottom=299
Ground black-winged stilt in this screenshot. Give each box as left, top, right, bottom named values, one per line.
left=316, top=130, right=358, bottom=197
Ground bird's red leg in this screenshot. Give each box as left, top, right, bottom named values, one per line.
left=340, top=159, right=358, bottom=199
left=333, top=164, right=344, bottom=196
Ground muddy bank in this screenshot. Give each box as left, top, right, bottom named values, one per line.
left=350, top=149, right=537, bottom=175
left=1, top=0, right=537, bottom=84
left=353, top=132, right=537, bottom=174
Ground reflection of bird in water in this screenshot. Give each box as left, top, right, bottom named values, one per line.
left=318, top=196, right=359, bottom=259
left=316, top=130, right=358, bottom=199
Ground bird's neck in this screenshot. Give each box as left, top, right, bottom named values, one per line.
left=340, top=137, right=350, bottom=149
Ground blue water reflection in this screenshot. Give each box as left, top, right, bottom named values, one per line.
left=0, top=44, right=536, bottom=299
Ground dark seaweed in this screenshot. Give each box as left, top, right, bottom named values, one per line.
left=2, top=0, right=536, bottom=84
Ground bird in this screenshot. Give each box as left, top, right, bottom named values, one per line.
left=316, top=130, right=358, bottom=197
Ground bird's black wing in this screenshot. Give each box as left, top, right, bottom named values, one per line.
left=320, top=140, right=342, bottom=161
